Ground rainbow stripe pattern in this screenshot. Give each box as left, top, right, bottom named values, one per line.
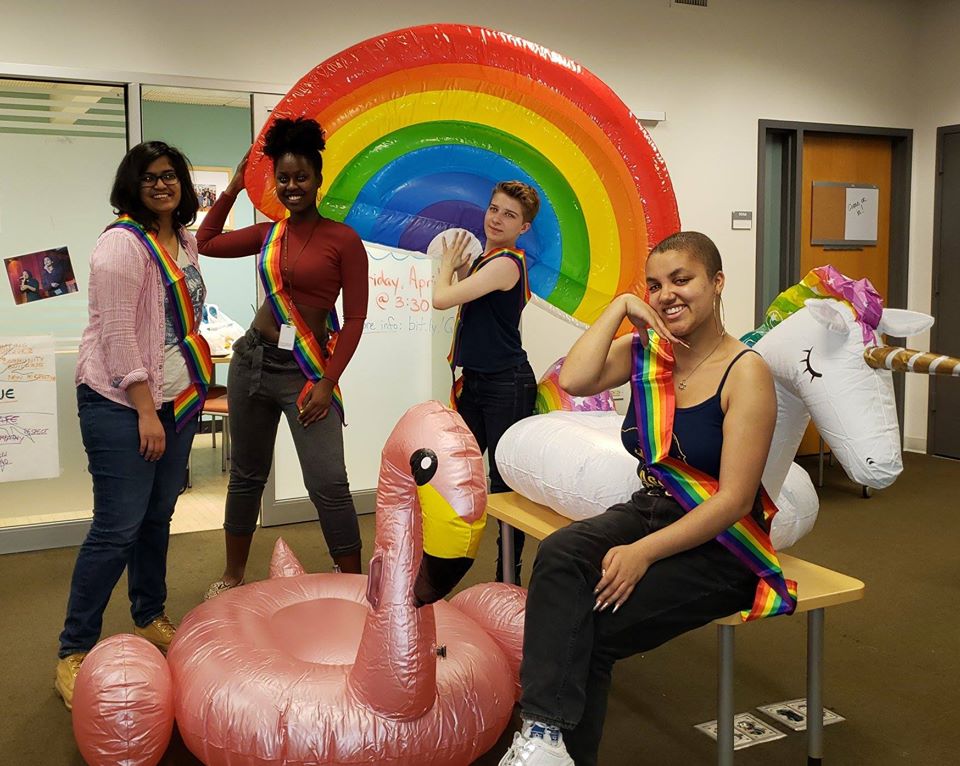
left=259, top=221, right=344, bottom=423
left=245, top=24, right=680, bottom=326
left=447, top=248, right=530, bottom=408
left=631, top=332, right=797, bottom=621
left=742, top=265, right=883, bottom=348
left=534, top=356, right=615, bottom=414
left=108, top=216, right=212, bottom=431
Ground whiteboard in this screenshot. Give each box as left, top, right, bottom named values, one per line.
left=274, top=242, right=455, bottom=499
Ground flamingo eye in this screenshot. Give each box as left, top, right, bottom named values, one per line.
left=410, top=448, right=438, bottom=485
left=801, top=348, right=822, bottom=381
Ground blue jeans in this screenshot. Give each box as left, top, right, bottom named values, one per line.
left=457, top=362, right=537, bottom=583
left=58, top=385, right=198, bottom=657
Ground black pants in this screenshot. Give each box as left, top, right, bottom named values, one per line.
left=457, top=362, right=537, bottom=583
left=518, top=491, right=758, bottom=766
left=223, top=330, right=360, bottom=557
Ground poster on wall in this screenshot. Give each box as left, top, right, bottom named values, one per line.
left=190, top=166, right=233, bottom=231
left=0, top=336, right=59, bottom=483
left=4, top=246, right=79, bottom=305
left=810, top=182, right=879, bottom=247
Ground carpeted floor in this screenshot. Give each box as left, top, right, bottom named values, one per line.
left=1, top=451, right=958, bottom=764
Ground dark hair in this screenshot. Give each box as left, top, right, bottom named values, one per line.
left=649, top=231, right=723, bottom=278
left=110, top=141, right=199, bottom=230
left=491, top=180, right=540, bottom=223
left=21, top=269, right=32, bottom=278
left=263, top=117, right=326, bottom=176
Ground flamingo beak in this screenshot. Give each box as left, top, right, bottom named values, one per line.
left=409, top=447, right=487, bottom=606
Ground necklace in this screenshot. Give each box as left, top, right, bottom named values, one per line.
left=281, top=219, right=320, bottom=291
left=677, top=336, right=725, bottom=391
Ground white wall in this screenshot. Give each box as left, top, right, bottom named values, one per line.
left=3, top=0, right=950, bottom=447
left=901, top=0, right=960, bottom=451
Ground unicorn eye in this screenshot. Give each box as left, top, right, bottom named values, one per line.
left=801, top=348, right=822, bottom=381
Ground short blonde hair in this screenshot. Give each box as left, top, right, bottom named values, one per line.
left=492, top=181, right=540, bottom=223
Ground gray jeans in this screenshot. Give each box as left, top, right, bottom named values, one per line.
left=223, top=329, right=361, bottom=557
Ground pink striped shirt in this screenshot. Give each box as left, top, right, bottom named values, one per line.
left=75, top=226, right=202, bottom=409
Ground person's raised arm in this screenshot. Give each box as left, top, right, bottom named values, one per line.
left=594, top=352, right=777, bottom=611
left=559, top=293, right=681, bottom=396
left=195, top=149, right=267, bottom=259
left=432, top=231, right=518, bottom=310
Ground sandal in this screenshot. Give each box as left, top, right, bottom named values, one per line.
left=203, top=579, right=244, bottom=601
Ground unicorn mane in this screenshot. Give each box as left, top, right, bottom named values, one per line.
left=740, top=265, right=884, bottom=347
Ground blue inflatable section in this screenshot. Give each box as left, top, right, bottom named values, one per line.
left=344, top=145, right=561, bottom=298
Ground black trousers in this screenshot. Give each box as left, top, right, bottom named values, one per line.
left=456, top=362, right=537, bottom=583
left=223, top=330, right=360, bottom=557
left=518, top=491, right=758, bottom=766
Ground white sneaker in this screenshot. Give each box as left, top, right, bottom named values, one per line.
left=498, top=728, right=575, bottom=766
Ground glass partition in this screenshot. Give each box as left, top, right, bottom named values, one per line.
left=0, top=79, right=128, bottom=533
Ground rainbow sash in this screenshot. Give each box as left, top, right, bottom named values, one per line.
left=631, top=332, right=797, bottom=621
left=107, top=216, right=213, bottom=431
left=446, top=247, right=531, bottom=408
left=258, top=220, right=344, bottom=423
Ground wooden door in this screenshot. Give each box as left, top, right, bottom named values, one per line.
left=798, top=133, right=893, bottom=455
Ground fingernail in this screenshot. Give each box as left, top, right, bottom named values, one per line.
left=593, top=599, right=601, bottom=611
left=600, top=601, right=609, bottom=612
left=612, top=603, right=621, bottom=614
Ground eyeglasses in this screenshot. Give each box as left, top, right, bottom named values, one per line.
left=140, top=171, right=180, bottom=187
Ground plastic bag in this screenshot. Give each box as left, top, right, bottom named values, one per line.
left=200, top=303, right=245, bottom=356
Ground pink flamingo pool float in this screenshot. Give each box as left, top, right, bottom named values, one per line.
left=73, top=402, right=524, bottom=766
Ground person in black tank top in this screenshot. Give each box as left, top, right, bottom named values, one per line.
left=434, top=181, right=540, bottom=584
left=498, top=233, right=779, bottom=766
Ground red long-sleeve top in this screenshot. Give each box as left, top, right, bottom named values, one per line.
left=197, top=191, right=368, bottom=383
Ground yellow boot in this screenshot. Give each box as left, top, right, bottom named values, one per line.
left=54, top=652, right=87, bottom=711
left=133, top=613, right=177, bottom=653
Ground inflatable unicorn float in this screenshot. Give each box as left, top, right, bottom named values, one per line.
left=499, top=266, right=959, bottom=548
left=72, top=402, right=524, bottom=766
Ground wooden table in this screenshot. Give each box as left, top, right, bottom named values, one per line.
left=486, top=491, right=865, bottom=766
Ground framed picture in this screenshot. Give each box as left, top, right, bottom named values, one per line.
left=190, top=166, right=233, bottom=231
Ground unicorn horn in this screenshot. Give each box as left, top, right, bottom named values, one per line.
left=864, top=346, right=960, bottom=375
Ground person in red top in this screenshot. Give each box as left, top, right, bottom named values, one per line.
left=198, top=118, right=368, bottom=598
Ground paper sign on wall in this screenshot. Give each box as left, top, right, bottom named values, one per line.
left=844, top=186, right=879, bottom=242
left=0, top=336, right=59, bottom=483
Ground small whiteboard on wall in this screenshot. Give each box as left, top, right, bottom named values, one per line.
left=269, top=242, right=454, bottom=516
left=0, top=336, right=59, bottom=482
left=810, top=182, right=879, bottom=247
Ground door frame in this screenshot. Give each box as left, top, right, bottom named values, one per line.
left=756, top=120, right=912, bottom=319
left=926, top=124, right=960, bottom=456
left=756, top=120, right=913, bottom=440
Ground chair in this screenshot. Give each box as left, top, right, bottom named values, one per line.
left=203, top=385, right=230, bottom=473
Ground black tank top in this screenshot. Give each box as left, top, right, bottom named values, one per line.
left=621, top=350, right=756, bottom=488
left=456, top=255, right=529, bottom=373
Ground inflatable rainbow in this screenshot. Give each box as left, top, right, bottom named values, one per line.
left=246, top=24, right=680, bottom=325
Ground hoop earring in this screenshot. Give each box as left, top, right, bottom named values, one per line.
left=714, top=294, right=726, bottom=337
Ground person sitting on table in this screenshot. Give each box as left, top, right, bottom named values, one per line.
left=197, top=117, right=368, bottom=599
left=498, top=232, right=792, bottom=766
left=433, top=181, right=540, bottom=585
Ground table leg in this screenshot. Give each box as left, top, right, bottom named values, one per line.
left=807, top=608, right=824, bottom=765
left=501, top=522, right=516, bottom=586
left=717, top=624, right=735, bottom=766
